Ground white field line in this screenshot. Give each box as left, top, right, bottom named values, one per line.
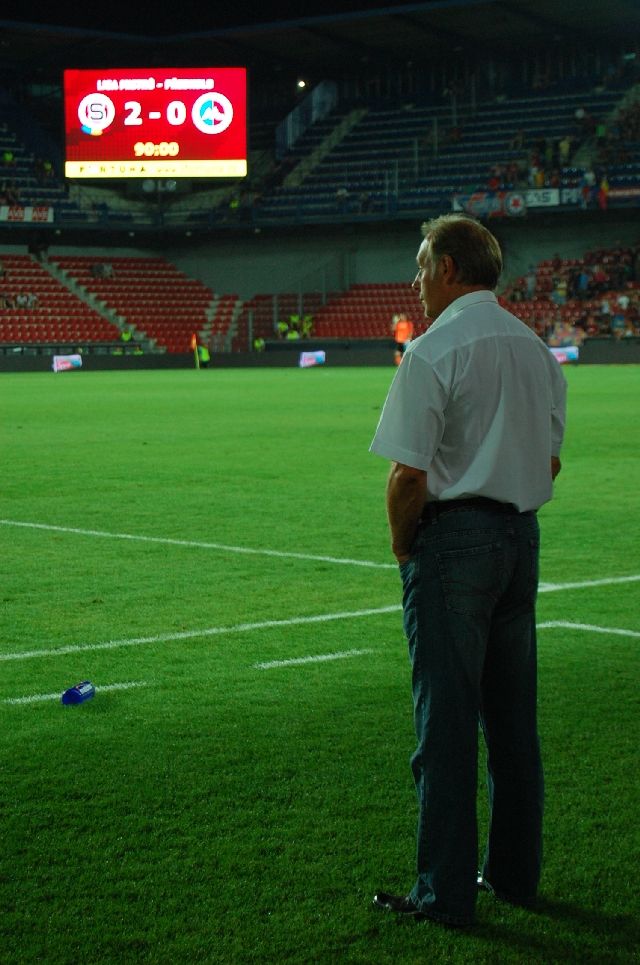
left=255, top=622, right=640, bottom=670
left=1, top=518, right=639, bottom=588
left=0, top=519, right=396, bottom=570
left=2, top=680, right=148, bottom=706
left=255, top=649, right=373, bottom=670
left=2, top=620, right=639, bottom=702
left=539, top=575, right=640, bottom=592
left=0, top=605, right=402, bottom=663
left=537, top=620, right=640, bottom=639
left=1, top=600, right=638, bottom=670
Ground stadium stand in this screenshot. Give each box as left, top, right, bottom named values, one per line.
left=255, top=85, right=637, bottom=223
left=2, top=77, right=639, bottom=231
left=47, top=255, right=230, bottom=353
left=500, top=242, right=640, bottom=343
left=231, top=241, right=639, bottom=349
left=0, top=253, right=121, bottom=346
left=311, top=284, right=427, bottom=340
left=1, top=29, right=639, bottom=366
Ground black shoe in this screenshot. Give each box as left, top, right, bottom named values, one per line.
left=373, top=891, right=427, bottom=920
left=373, top=890, right=474, bottom=927
left=477, top=873, right=490, bottom=892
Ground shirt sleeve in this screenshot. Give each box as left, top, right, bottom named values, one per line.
left=369, top=350, right=447, bottom=470
left=549, top=356, right=568, bottom=457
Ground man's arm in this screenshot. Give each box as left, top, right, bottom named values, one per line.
left=386, top=462, right=427, bottom=563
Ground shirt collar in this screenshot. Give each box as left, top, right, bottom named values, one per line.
left=428, top=290, right=498, bottom=332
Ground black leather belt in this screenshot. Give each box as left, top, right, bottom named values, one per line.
left=421, top=497, right=535, bottom=522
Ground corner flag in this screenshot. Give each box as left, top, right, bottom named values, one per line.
left=191, top=333, right=200, bottom=369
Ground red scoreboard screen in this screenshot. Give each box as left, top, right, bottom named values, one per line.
left=63, top=67, right=247, bottom=179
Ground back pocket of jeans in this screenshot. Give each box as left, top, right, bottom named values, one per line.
left=436, top=542, right=503, bottom=617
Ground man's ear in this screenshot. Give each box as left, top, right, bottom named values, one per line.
left=441, top=253, right=456, bottom=283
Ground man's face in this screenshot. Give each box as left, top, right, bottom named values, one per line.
left=413, top=239, right=448, bottom=321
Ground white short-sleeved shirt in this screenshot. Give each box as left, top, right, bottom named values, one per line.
left=370, top=291, right=567, bottom=512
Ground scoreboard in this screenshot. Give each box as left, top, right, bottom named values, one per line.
left=63, top=67, right=247, bottom=179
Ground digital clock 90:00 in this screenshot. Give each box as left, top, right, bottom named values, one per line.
left=134, top=141, right=179, bottom=157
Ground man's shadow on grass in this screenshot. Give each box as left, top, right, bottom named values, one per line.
left=474, top=894, right=639, bottom=961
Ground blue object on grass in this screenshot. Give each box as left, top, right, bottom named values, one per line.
left=61, top=681, right=95, bottom=705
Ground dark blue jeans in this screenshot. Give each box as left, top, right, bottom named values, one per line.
left=399, top=505, right=543, bottom=925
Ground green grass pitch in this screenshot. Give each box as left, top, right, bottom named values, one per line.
left=0, top=365, right=638, bottom=964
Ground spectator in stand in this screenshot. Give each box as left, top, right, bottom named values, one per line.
left=336, top=186, right=350, bottom=213
left=91, top=262, right=114, bottom=278
left=591, top=263, right=609, bottom=294
left=528, top=160, right=540, bottom=187
left=598, top=309, right=612, bottom=335
left=551, top=276, right=567, bottom=306
left=566, top=266, right=580, bottom=300
left=525, top=266, right=537, bottom=298
left=2, top=180, right=20, bottom=204
left=610, top=310, right=627, bottom=338
left=584, top=313, right=600, bottom=337
left=558, top=135, right=572, bottom=165
left=595, top=120, right=608, bottom=146
left=576, top=266, right=591, bottom=299
left=508, top=277, right=526, bottom=302
left=359, top=191, right=372, bottom=214
left=575, top=107, right=593, bottom=136
left=548, top=317, right=583, bottom=347
left=617, top=291, right=631, bottom=313
left=597, top=175, right=609, bottom=211
left=506, top=161, right=520, bottom=187
left=487, top=165, right=502, bottom=192
left=581, top=168, right=596, bottom=208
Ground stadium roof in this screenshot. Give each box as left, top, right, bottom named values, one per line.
left=1, top=0, right=638, bottom=82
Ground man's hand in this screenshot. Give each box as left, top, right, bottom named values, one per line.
left=551, top=456, right=561, bottom=480
left=386, top=462, right=427, bottom=563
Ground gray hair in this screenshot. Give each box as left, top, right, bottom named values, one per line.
left=420, top=214, right=503, bottom=289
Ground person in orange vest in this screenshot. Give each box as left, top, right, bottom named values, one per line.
left=391, top=313, right=415, bottom=365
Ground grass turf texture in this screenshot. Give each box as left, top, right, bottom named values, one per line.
left=0, top=366, right=638, bottom=964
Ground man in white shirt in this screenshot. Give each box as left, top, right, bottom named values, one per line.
left=370, top=214, right=567, bottom=927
